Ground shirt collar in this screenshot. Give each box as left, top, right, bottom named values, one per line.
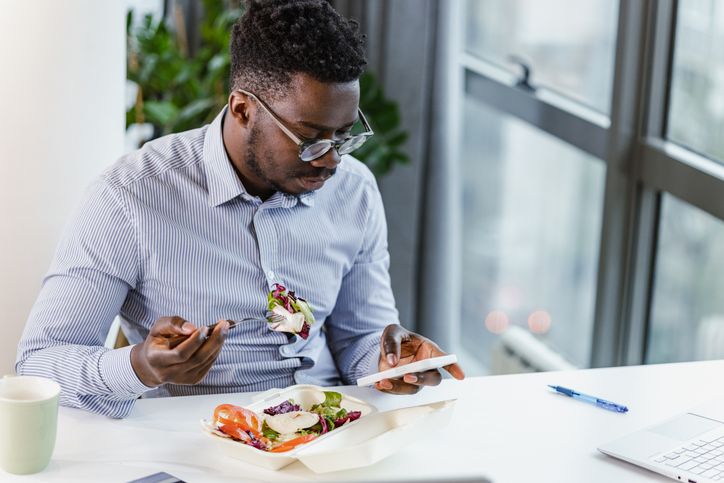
left=203, top=107, right=316, bottom=208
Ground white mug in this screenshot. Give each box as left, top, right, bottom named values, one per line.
left=0, top=375, right=61, bottom=475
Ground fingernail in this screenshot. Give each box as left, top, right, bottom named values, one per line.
left=378, top=380, right=393, bottom=390
left=182, top=323, right=195, bottom=334
left=404, top=374, right=418, bottom=383
left=200, top=326, right=209, bottom=340
left=386, top=354, right=397, bottom=366
left=221, top=320, right=230, bottom=336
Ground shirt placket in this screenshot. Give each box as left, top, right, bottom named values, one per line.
left=252, top=194, right=301, bottom=362
left=252, top=203, right=280, bottom=290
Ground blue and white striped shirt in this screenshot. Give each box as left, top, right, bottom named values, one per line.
left=16, top=108, right=398, bottom=418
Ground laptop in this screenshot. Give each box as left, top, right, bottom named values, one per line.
left=598, top=400, right=724, bottom=482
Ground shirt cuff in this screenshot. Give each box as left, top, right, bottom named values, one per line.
left=352, top=340, right=381, bottom=382
left=365, top=345, right=381, bottom=376
left=99, top=345, right=156, bottom=399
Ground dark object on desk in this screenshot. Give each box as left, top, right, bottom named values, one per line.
left=127, top=471, right=186, bottom=483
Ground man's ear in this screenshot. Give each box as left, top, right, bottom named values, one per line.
left=227, top=91, right=255, bottom=128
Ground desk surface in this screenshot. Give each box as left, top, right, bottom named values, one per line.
left=4, top=360, right=724, bottom=483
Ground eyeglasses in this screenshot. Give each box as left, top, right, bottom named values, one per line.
left=236, top=88, right=374, bottom=162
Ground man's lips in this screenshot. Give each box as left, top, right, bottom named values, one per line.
left=298, top=175, right=330, bottom=190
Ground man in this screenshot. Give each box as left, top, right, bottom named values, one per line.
left=16, top=0, right=464, bottom=418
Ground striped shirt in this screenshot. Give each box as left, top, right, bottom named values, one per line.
left=16, top=108, right=398, bottom=418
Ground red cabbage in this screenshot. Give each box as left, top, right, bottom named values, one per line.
left=318, top=414, right=330, bottom=434
left=247, top=437, right=267, bottom=450
left=333, top=410, right=362, bottom=427
left=263, top=400, right=301, bottom=416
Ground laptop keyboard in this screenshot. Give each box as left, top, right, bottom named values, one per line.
left=653, top=433, right=724, bottom=480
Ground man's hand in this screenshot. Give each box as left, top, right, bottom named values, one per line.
left=375, top=324, right=465, bottom=394
left=130, top=316, right=229, bottom=387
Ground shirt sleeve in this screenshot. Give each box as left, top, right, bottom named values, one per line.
left=325, top=177, right=399, bottom=384
left=15, top=177, right=154, bottom=418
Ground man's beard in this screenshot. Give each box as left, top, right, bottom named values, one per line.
left=244, top=126, right=337, bottom=195
left=244, top=124, right=289, bottom=194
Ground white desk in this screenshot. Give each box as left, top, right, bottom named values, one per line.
left=4, top=360, right=724, bottom=483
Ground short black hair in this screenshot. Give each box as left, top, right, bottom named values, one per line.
left=230, top=0, right=367, bottom=99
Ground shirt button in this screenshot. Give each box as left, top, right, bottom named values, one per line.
left=267, top=270, right=275, bottom=279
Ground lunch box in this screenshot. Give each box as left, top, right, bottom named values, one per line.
left=201, top=384, right=456, bottom=473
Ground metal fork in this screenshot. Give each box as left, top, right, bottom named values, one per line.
left=205, top=317, right=269, bottom=332
left=168, top=317, right=268, bottom=348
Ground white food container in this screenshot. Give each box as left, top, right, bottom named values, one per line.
left=201, top=384, right=456, bottom=473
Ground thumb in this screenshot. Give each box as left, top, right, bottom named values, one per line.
left=380, top=324, right=403, bottom=367
left=151, top=316, right=195, bottom=337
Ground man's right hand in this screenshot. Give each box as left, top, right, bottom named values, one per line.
left=130, top=316, right=229, bottom=387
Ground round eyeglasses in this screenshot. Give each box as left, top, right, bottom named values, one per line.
left=237, top=89, right=374, bottom=162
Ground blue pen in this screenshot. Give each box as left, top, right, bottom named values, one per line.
left=548, top=385, right=628, bottom=413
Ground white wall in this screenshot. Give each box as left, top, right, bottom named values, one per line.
left=0, top=1, right=126, bottom=374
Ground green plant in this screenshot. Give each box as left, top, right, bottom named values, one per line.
left=126, top=1, right=409, bottom=177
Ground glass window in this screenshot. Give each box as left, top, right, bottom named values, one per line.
left=464, top=0, right=619, bottom=114
left=668, top=0, right=724, bottom=164
left=459, top=94, right=606, bottom=371
left=646, top=195, right=724, bottom=364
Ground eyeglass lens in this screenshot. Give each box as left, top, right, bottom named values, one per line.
left=299, top=135, right=368, bottom=162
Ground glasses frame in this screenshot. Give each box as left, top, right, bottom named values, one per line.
left=236, top=88, right=374, bottom=162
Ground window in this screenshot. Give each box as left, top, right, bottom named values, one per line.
left=460, top=95, right=604, bottom=368
left=646, top=195, right=724, bottom=364
left=465, top=0, right=618, bottom=113
left=668, top=0, right=724, bottom=164
left=452, top=0, right=724, bottom=371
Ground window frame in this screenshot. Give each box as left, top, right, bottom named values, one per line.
left=454, top=0, right=724, bottom=368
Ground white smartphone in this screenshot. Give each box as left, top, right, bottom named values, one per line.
left=356, top=354, right=458, bottom=387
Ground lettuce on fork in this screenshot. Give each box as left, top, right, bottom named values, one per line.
left=267, top=283, right=316, bottom=339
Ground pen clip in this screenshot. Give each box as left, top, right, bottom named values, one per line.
left=596, top=399, right=628, bottom=413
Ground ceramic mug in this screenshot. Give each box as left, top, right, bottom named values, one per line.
left=0, top=375, right=61, bottom=475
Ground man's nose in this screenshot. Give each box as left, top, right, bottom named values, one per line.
left=309, top=147, right=341, bottom=169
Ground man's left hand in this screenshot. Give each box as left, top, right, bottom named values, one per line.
left=375, top=324, right=465, bottom=394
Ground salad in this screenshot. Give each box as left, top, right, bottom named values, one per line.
left=266, top=283, right=316, bottom=340
left=209, top=391, right=361, bottom=453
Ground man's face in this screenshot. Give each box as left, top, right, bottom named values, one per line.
left=242, top=73, right=360, bottom=196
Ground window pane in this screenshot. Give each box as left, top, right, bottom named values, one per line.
left=459, top=94, right=605, bottom=370
left=668, top=0, right=724, bottom=164
left=464, top=0, right=618, bottom=114
left=646, top=195, right=724, bottom=364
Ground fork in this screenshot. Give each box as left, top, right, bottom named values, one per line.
left=205, top=317, right=269, bottom=333
left=167, top=317, right=267, bottom=348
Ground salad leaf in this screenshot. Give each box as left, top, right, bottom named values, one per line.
left=319, top=415, right=330, bottom=434
left=248, top=438, right=268, bottom=450
left=307, top=414, right=336, bottom=435
left=298, top=321, right=310, bottom=340
left=266, top=283, right=315, bottom=339
left=309, top=404, right=337, bottom=419
left=334, top=410, right=361, bottom=427
left=261, top=421, right=280, bottom=441
left=322, top=391, right=342, bottom=408
left=263, top=399, right=301, bottom=416
left=291, top=297, right=316, bottom=326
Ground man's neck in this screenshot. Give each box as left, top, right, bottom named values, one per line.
left=221, top=110, right=274, bottom=200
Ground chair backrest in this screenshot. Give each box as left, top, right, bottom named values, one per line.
left=104, top=316, right=130, bottom=349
